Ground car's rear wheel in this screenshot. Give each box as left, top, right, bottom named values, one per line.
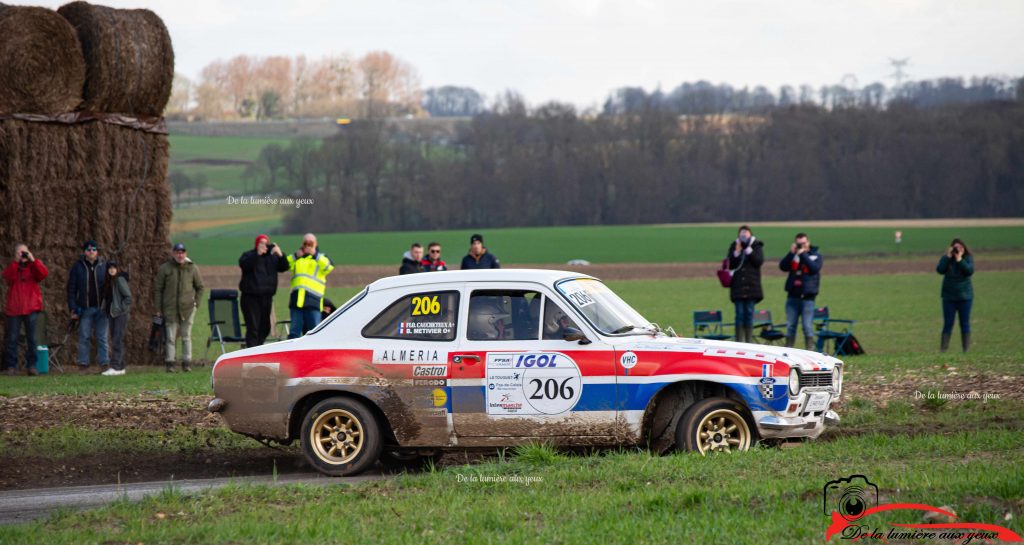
left=300, top=397, right=382, bottom=476
left=676, top=397, right=753, bottom=454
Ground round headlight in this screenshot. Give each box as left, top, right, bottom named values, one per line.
left=833, top=366, right=842, bottom=393
left=788, top=368, right=801, bottom=397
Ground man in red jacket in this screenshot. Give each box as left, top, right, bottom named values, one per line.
left=3, top=243, right=49, bottom=376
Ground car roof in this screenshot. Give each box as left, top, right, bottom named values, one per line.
left=365, top=269, right=599, bottom=292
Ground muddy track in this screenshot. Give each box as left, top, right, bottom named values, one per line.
left=198, top=257, right=1024, bottom=289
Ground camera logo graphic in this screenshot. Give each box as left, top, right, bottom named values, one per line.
left=823, top=475, right=878, bottom=521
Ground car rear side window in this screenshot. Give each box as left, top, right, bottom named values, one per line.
left=362, top=291, right=459, bottom=341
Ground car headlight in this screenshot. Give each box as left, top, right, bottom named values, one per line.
left=832, top=366, right=842, bottom=394
left=788, top=368, right=801, bottom=397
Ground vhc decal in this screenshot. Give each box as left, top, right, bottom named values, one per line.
left=487, top=352, right=582, bottom=416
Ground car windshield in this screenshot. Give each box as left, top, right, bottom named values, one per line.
left=555, top=278, right=653, bottom=336
left=306, top=287, right=368, bottom=335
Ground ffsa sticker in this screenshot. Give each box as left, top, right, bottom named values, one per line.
left=486, top=352, right=582, bottom=416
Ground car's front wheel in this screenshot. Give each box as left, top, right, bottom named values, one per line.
left=676, top=397, right=753, bottom=454
left=300, top=397, right=382, bottom=476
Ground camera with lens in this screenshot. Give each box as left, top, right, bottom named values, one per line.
left=20, top=251, right=29, bottom=259
left=823, top=475, right=878, bottom=521
left=267, top=243, right=276, bottom=250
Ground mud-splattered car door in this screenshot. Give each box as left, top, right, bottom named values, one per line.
left=450, top=286, right=618, bottom=439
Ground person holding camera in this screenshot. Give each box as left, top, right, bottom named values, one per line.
left=936, top=238, right=974, bottom=352
left=779, top=232, right=823, bottom=349
left=239, top=234, right=289, bottom=347
left=727, top=225, right=764, bottom=344
left=3, top=244, right=48, bottom=376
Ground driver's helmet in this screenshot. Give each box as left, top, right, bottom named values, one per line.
left=544, top=306, right=570, bottom=337
left=469, top=298, right=510, bottom=340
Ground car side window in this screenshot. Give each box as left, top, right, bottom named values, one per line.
left=467, top=290, right=541, bottom=341
left=542, top=297, right=582, bottom=340
left=362, top=291, right=459, bottom=341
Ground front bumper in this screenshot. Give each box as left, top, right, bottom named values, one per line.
left=756, top=410, right=839, bottom=440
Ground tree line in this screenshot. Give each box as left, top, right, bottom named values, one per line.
left=235, top=93, right=1024, bottom=232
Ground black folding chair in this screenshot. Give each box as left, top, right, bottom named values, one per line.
left=206, top=289, right=246, bottom=358
left=692, top=310, right=733, bottom=341
left=813, top=306, right=857, bottom=356
left=753, top=309, right=786, bottom=345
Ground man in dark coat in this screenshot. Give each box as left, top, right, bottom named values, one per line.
left=399, top=243, right=427, bottom=275
left=239, top=234, right=289, bottom=347
left=67, top=239, right=109, bottom=374
left=727, top=226, right=764, bottom=343
left=460, top=234, right=501, bottom=270
left=779, top=232, right=824, bottom=349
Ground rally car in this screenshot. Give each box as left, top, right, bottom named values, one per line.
left=209, top=269, right=842, bottom=476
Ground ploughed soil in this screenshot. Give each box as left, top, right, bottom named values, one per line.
left=199, top=256, right=1024, bottom=289
left=2, top=372, right=1021, bottom=490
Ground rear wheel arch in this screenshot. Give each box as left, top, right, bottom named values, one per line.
left=640, top=380, right=756, bottom=453
left=288, top=390, right=398, bottom=446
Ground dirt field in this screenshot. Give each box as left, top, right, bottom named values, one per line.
left=199, top=256, right=1024, bottom=289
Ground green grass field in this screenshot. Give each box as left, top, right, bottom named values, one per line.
left=1, top=270, right=1020, bottom=543
left=169, top=135, right=295, bottom=163
left=176, top=224, right=1024, bottom=266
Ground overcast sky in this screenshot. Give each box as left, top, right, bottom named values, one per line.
left=35, top=0, right=1024, bottom=108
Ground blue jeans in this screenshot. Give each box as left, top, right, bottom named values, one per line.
left=289, top=308, right=321, bottom=339
left=4, top=313, right=38, bottom=371
left=734, top=300, right=756, bottom=329
left=77, top=307, right=109, bottom=367
left=941, top=299, right=972, bottom=335
left=785, top=297, right=815, bottom=340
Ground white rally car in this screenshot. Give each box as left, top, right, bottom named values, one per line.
left=210, top=270, right=842, bottom=476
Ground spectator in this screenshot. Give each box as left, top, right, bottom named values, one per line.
left=3, top=243, right=48, bottom=376
left=727, top=225, right=764, bottom=344
left=461, top=234, right=501, bottom=270
left=422, top=242, right=447, bottom=271
left=239, top=234, right=288, bottom=347
left=779, top=232, right=823, bottom=349
left=100, top=261, right=131, bottom=376
left=937, top=238, right=974, bottom=353
left=287, top=233, right=334, bottom=338
left=67, top=239, right=109, bottom=375
left=399, top=243, right=427, bottom=275
left=155, top=243, right=205, bottom=373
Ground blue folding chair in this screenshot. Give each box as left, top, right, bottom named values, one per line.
left=693, top=310, right=733, bottom=341
left=206, top=289, right=246, bottom=358
left=753, top=309, right=786, bottom=345
left=813, top=306, right=857, bottom=356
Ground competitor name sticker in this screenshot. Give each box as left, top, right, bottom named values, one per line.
left=486, top=352, right=582, bottom=416
left=397, top=321, right=453, bottom=335
left=619, top=351, right=638, bottom=369
left=373, top=349, right=447, bottom=365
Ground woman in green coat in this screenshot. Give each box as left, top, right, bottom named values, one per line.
left=936, top=238, right=973, bottom=352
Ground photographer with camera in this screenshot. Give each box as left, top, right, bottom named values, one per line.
left=779, top=232, right=823, bottom=349
left=238, top=234, right=289, bottom=347
left=936, top=238, right=974, bottom=352
left=3, top=244, right=48, bottom=376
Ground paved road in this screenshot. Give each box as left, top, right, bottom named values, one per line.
left=0, top=471, right=385, bottom=525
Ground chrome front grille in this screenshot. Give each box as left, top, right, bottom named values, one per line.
left=799, top=371, right=832, bottom=389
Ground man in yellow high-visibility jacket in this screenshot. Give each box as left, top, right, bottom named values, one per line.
left=287, top=233, right=335, bottom=338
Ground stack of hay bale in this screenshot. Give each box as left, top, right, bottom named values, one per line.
left=0, top=2, right=174, bottom=367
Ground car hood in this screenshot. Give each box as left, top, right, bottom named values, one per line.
left=609, top=335, right=843, bottom=372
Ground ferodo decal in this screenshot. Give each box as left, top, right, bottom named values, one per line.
left=486, top=352, right=582, bottom=416
left=373, top=348, right=447, bottom=364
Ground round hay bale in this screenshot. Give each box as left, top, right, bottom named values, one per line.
left=57, top=1, right=174, bottom=117
left=0, top=4, right=85, bottom=114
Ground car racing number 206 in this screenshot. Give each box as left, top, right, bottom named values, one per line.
left=486, top=352, right=583, bottom=416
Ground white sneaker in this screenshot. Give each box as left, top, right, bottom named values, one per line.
left=101, top=368, right=118, bottom=376
left=116, top=369, right=126, bottom=375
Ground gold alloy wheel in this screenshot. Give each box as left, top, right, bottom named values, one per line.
left=696, top=408, right=751, bottom=454
left=310, top=409, right=364, bottom=465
